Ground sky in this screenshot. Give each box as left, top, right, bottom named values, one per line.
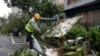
left=0, top=0, right=11, bottom=18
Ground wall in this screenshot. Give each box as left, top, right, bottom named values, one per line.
left=77, top=9, right=100, bottom=27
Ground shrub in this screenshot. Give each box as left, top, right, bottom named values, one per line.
left=65, top=24, right=87, bottom=39
left=1, top=13, right=30, bottom=34
left=88, top=26, right=100, bottom=41
left=88, top=26, right=100, bottom=52
left=10, top=48, right=37, bottom=56
left=0, top=17, right=7, bottom=34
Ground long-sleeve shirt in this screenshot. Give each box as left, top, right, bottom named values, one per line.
left=25, top=18, right=41, bottom=33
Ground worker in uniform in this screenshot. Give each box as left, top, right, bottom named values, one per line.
left=25, top=13, right=41, bottom=50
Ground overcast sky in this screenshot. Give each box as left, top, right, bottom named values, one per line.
left=0, top=0, right=11, bottom=18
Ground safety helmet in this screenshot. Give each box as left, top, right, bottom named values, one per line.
left=33, top=13, right=41, bottom=20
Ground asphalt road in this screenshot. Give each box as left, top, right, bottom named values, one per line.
left=0, top=35, right=96, bottom=56
left=0, top=35, right=27, bottom=56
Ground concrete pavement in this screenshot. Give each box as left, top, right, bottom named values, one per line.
left=0, top=35, right=27, bottom=56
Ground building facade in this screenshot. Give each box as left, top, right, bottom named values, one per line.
left=64, top=0, right=100, bottom=27
left=52, top=0, right=64, bottom=5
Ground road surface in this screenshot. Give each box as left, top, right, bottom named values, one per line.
left=0, top=35, right=27, bottom=56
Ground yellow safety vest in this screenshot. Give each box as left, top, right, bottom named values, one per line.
left=25, top=18, right=37, bottom=32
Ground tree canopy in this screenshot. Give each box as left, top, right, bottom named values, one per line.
left=4, top=0, right=63, bottom=17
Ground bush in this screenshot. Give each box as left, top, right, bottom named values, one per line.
left=1, top=13, right=30, bottom=34
left=88, top=26, right=100, bottom=41
left=10, top=48, right=37, bottom=56
left=0, top=17, right=7, bottom=34
left=65, top=24, right=87, bottom=39
left=59, top=25, right=87, bottom=56
left=88, top=26, right=100, bottom=52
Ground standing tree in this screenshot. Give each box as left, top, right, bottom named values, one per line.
left=40, top=0, right=64, bottom=17
left=4, top=0, right=63, bottom=17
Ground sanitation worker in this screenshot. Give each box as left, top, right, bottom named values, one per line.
left=25, top=13, right=41, bottom=50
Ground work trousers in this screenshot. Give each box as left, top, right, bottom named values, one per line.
left=26, top=32, right=33, bottom=49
